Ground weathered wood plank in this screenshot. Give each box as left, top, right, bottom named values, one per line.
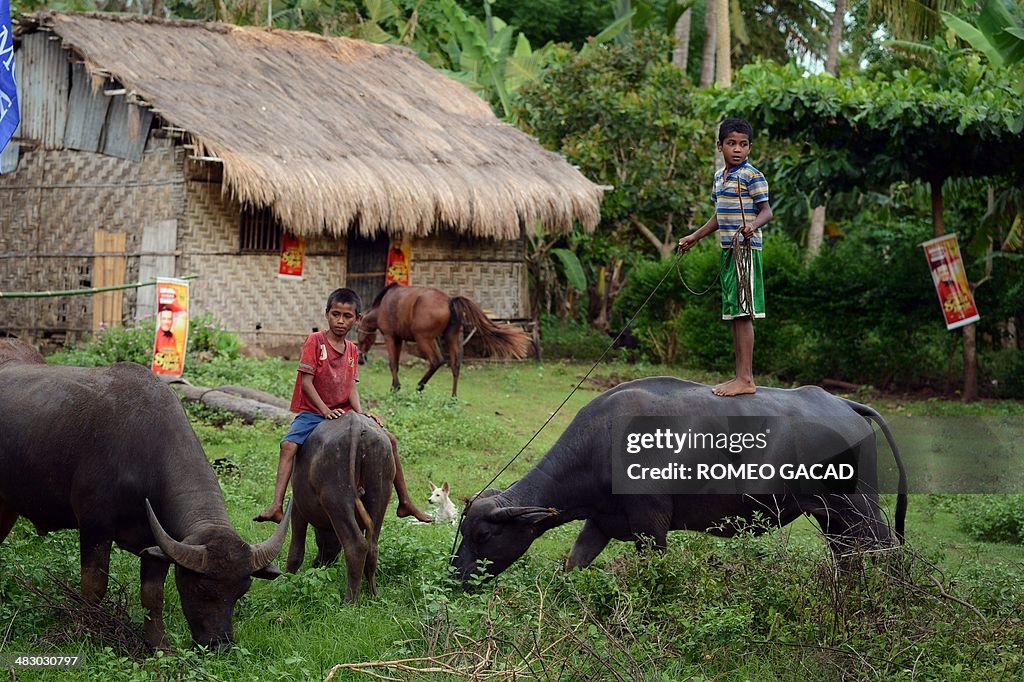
left=92, top=231, right=127, bottom=332
left=136, top=220, right=177, bottom=319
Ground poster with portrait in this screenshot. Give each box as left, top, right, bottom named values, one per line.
left=279, top=233, right=305, bottom=280
left=922, top=234, right=980, bottom=330
left=385, top=236, right=411, bottom=286
left=151, top=277, right=190, bottom=376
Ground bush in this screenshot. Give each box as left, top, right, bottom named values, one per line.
left=957, top=495, right=1024, bottom=544
left=613, top=235, right=806, bottom=371
left=187, top=311, right=240, bottom=359
left=49, top=319, right=157, bottom=366
left=982, top=348, right=1024, bottom=399
left=49, top=312, right=241, bottom=367
left=539, top=314, right=614, bottom=361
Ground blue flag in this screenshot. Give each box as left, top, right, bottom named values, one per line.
left=0, top=0, right=19, bottom=156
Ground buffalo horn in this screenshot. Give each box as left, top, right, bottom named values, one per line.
left=250, top=499, right=293, bottom=571
left=144, top=499, right=209, bottom=574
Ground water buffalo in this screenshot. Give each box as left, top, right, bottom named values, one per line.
left=0, top=362, right=291, bottom=649
left=0, top=338, right=45, bottom=367
left=286, top=412, right=395, bottom=603
left=453, top=377, right=907, bottom=583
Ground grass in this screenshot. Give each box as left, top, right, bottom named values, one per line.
left=2, top=356, right=1023, bottom=680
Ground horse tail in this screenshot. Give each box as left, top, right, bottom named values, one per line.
left=449, top=297, right=531, bottom=359
left=841, top=398, right=907, bottom=544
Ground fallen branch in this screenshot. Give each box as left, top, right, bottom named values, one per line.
left=166, top=381, right=292, bottom=425
left=323, top=650, right=497, bottom=682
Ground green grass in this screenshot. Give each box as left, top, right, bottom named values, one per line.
left=2, top=357, right=1023, bottom=680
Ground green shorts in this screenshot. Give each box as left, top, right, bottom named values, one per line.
left=720, top=248, right=765, bottom=320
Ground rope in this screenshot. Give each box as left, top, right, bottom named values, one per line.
left=673, top=178, right=754, bottom=302
left=450, top=248, right=687, bottom=561
left=449, top=175, right=758, bottom=561
left=734, top=177, right=755, bottom=316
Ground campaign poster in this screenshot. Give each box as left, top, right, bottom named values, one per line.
left=922, top=234, right=980, bottom=331
left=279, top=233, right=304, bottom=280
left=385, top=237, right=411, bottom=286
left=151, top=278, right=190, bottom=376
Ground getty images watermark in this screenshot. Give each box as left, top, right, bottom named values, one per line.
left=612, top=416, right=1024, bottom=495
left=613, top=416, right=878, bottom=496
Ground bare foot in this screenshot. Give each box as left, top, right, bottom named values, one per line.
left=397, top=501, right=433, bottom=523
left=711, top=378, right=756, bottom=397
left=253, top=507, right=284, bottom=523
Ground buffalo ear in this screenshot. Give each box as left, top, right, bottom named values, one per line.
left=252, top=564, right=284, bottom=580
left=485, top=506, right=558, bottom=525
left=140, top=546, right=169, bottom=562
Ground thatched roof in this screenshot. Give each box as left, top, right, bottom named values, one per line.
left=22, top=12, right=603, bottom=239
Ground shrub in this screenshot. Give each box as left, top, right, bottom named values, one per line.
left=982, top=348, right=1024, bottom=399
left=539, top=313, right=614, bottom=361
left=49, top=319, right=157, bottom=366
left=957, top=495, right=1024, bottom=544
left=49, top=312, right=241, bottom=368
left=187, top=311, right=240, bottom=359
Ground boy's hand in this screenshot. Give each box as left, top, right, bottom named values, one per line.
left=678, top=234, right=699, bottom=253
left=323, top=408, right=346, bottom=419
left=364, top=412, right=385, bottom=428
left=741, top=224, right=757, bottom=238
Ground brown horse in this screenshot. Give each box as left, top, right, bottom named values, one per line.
left=357, top=284, right=531, bottom=397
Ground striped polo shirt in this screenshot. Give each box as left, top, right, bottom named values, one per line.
left=712, top=160, right=770, bottom=249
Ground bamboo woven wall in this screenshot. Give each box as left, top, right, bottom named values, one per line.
left=0, top=137, right=182, bottom=346
left=411, top=233, right=528, bottom=319
left=178, top=180, right=347, bottom=351
left=2, top=146, right=528, bottom=351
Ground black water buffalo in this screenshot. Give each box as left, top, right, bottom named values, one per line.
left=453, top=377, right=907, bottom=583
left=0, top=362, right=291, bottom=649
left=286, top=412, right=395, bottom=602
left=0, top=338, right=45, bottom=367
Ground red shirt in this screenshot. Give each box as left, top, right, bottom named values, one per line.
left=289, top=332, right=359, bottom=414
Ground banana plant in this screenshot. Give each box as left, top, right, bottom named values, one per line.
left=942, top=0, right=1024, bottom=67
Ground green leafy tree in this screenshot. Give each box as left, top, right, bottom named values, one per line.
left=515, top=32, right=713, bottom=324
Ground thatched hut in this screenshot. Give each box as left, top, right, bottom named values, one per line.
left=0, top=12, right=601, bottom=351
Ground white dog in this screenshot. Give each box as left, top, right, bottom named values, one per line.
left=428, top=481, right=458, bottom=524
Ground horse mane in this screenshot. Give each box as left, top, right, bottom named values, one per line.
left=369, top=283, right=401, bottom=310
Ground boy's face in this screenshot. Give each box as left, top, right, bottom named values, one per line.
left=325, top=302, right=359, bottom=339
left=718, top=131, right=752, bottom=168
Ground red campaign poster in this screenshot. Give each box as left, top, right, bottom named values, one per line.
left=385, top=238, right=411, bottom=286
left=151, top=278, right=190, bottom=376
left=279, top=233, right=305, bottom=281
left=921, top=234, right=980, bottom=331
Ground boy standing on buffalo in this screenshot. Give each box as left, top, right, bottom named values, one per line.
left=255, top=287, right=431, bottom=523
left=678, top=118, right=773, bottom=396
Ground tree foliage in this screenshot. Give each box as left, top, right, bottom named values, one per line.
left=515, top=32, right=713, bottom=259
left=718, top=56, right=1024, bottom=195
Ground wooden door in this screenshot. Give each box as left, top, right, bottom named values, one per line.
left=346, top=233, right=389, bottom=310
left=92, top=231, right=127, bottom=332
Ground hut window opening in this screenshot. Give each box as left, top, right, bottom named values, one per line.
left=239, top=205, right=283, bottom=253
